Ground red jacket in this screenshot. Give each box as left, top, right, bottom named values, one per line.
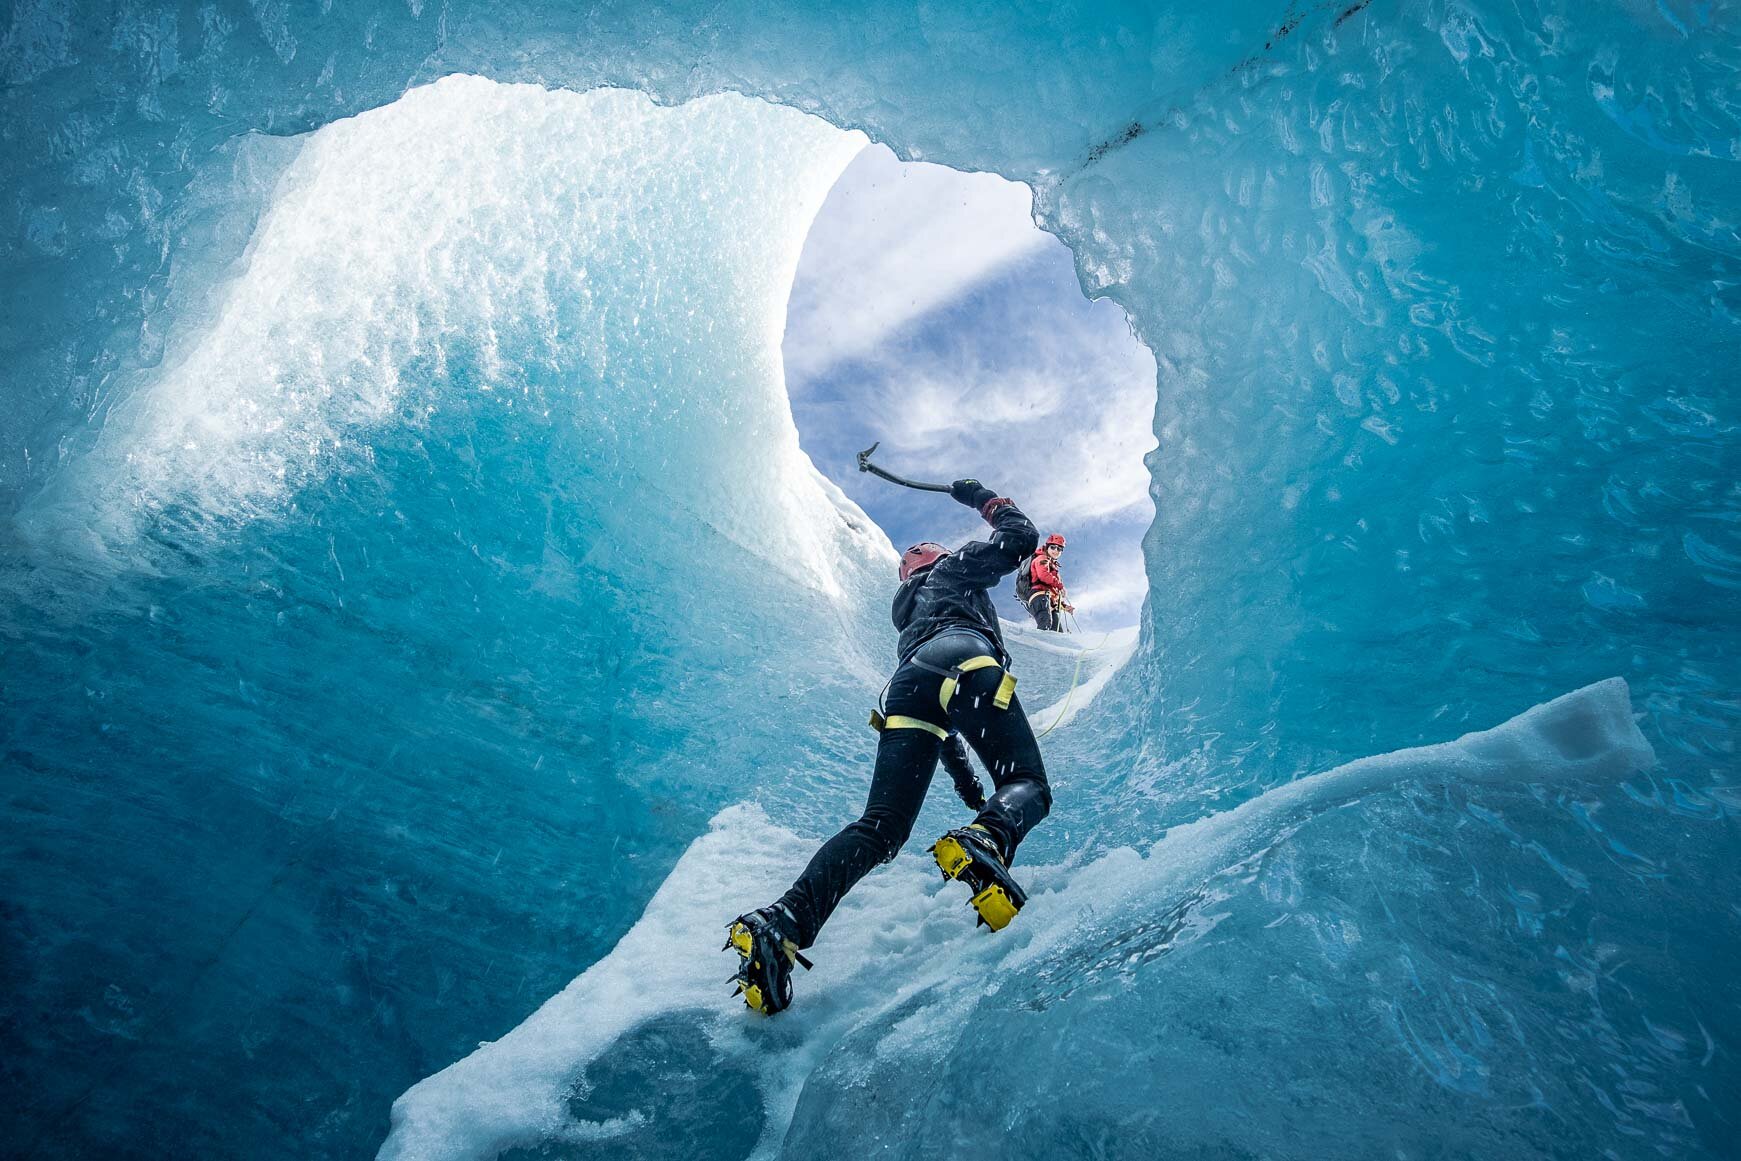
left=1027, top=550, right=1065, bottom=598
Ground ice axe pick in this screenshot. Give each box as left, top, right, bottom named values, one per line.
left=855, top=442, right=953, bottom=494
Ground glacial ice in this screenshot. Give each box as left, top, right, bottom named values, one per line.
left=2, top=2, right=1736, bottom=1159
left=380, top=678, right=1654, bottom=1161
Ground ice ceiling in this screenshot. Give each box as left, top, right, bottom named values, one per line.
left=2, top=2, right=1736, bottom=1158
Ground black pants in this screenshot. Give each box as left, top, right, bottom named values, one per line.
left=776, top=631, right=1052, bottom=948
left=1026, top=592, right=1058, bottom=631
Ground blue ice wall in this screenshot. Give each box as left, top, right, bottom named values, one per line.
left=2, top=2, right=1737, bottom=1158
left=3, top=77, right=890, bottom=1155
left=1082, top=1, right=1741, bottom=775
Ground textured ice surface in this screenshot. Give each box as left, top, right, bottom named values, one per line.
left=3, top=77, right=888, bottom=1157
left=1003, top=623, right=1142, bottom=733
left=3, top=2, right=1738, bottom=1158
left=380, top=679, right=1653, bottom=1160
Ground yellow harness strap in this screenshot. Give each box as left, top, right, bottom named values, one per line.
left=869, top=710, right=949, bottom=739
left=939, top=655, right=1017, bottom=713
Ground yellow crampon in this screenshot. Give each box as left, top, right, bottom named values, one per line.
left=931, top=825, right=1027, bottom=932
left=725, top=912, right=811, bottom=1015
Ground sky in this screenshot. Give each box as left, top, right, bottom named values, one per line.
left=782, top=144, right=1158, bottom=630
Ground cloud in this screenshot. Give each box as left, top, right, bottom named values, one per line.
left=835, top=281, right=1158, bottom=527
left=782, top=145, right=1049, bottom=381
left=783, top=148, right=1158, bottom=631
left=1063, top=545, right=1151, bottom=627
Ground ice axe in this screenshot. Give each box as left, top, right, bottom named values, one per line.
left=855, top=442, right=953, bottom=494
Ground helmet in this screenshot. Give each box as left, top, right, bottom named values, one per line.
left=900, top=542, right=950, bottom=581
left=1045, top=534, right=1066, bottom=548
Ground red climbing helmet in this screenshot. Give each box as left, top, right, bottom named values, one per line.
left=899, top=542, right=950, bottom=581
left=1045, top=534, right=1066, bottom=549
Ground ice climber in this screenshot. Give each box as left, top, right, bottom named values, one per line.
left=1016, top=533, right=1073, bottom=631
left=726, top=480, right=1053, bottom=1014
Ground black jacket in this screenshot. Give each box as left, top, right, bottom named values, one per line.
left=891, top=498, right=1039, bottom=666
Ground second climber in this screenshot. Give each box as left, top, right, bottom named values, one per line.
left=1017, top=533, right=1073, bottom=631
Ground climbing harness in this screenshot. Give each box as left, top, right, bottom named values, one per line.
left=869, top=648, right=1017, bottom=737
left=877, top=654, right=1015, bottom=724
left=922, top=653, right=1016, bottom=715
left=869, top=634, right=1107, bottom=742
left=867, top=710, right=948, bottom=738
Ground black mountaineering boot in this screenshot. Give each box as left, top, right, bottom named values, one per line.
left=725, top=906, right=812, bottom=1015
left=931, top=824, right=1028, bottom=932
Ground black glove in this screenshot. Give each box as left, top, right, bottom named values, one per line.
left=940, top=734, right=987, bottom=811
left=950, top=479, right=998, bottom=510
